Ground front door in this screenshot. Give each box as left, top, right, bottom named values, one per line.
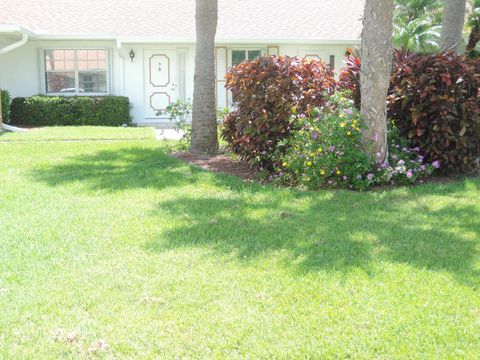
left=144, top=50, right=178, bottom=119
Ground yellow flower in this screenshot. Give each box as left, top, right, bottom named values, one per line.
left=307, top=161, right=313, bottom=167
left=340, top=114, right=345, bottom=118
left=320, top=169, right=326, bottom=176
left=310, top=152, right=315, bottom=157
left=306, top=176, right=311, bottom=182
left=336, top=169, right=341, bottom=175
left=347, top=131, right=352, bottom=136
left=317, top=147, right=323, bottom=153
left=340, top=122, right=346, bottom=128
left=283, top=162, right=288, bottom=167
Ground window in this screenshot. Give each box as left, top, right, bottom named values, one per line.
left=231, top=49, right=262, bottom=66
left=44, top=49, right=109, bottom=94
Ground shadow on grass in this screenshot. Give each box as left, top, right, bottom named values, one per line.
left=31, top=146, right=202, bottom=192
left=31, top=146, right=480, bottom=284
left=147, top=189, right=480, bottom=285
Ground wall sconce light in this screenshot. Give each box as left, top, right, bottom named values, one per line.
left=129, top=49, right=135, bottom=62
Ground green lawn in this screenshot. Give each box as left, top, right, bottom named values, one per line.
left=1, top=127, right=479, bottom=359
left=0, top=126, right=155, bottom=142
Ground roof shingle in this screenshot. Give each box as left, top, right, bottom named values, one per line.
left=0, top=0, right=364, bottom=42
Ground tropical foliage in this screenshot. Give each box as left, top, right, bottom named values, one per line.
left=390, top=51, right=480, bottom=172
left=467, top=0, right=480, bottom=57
left=393, top=0, right=443, bottom=52
left=222, top=56, right=336, bottom=168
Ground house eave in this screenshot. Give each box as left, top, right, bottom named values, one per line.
left=30, top=34, right=361, bottom=46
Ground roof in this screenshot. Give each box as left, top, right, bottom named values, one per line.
left=0, top=0, right=364, bottom=43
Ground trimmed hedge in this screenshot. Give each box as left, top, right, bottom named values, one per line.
left=1, top=89, right=10, bottom=123
left=10, top=95, right=131, bottom=127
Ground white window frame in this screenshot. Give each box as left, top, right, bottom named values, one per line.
left=227, top=47, right=265, bottom=107
left=229, top=48, right=265, bottom=67
left=40, top=47, right=112, bottom=96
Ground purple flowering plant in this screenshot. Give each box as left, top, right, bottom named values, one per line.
left=272, top=92, right=437, bottom=190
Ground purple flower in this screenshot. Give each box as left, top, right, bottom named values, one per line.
left=367, top=173, right=374, bottom=181
left=312, top=132, right=319, bottom=140
left=344, top=109, right=353, bottom=115
left=356, top=175, right=363, bottom=180
left=279, top=171, right=285, bottom=177
left=300, top=114, right=307, bottom=119
left=413, top=147, right=420, bottom=152
left=329, top=146, right=335, bottom=152
left=391, top=154, right=398, bottom=160
left=398, top=160, right=405, bottom=166
left=343, top=176, right=348, bottom=181
left=376, top=152, right=382, bottom=158
left=432, top=160, right=441, bottom=169
left=406, top=170, right=413, bottom=179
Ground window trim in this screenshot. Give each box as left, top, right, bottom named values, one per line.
left=40, top=47, right=112, bottom=96
left=229, top=47, right=265, bottom=67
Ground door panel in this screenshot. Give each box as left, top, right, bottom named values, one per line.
left=145, top=50, right=178, bottom=119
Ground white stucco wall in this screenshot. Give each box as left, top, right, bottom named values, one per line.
left=0, top=39, right=354, bottom=125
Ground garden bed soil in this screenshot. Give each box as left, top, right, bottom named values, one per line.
left=173, top=151, right=478, bottom=189
left=172, top=152, right=256, bottom=181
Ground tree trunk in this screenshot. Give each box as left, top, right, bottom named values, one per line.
left=360, top=0, right=395, bottom=162
left=191, top=0, right=218, bottom=154
left=440, top=0, right=467, bottom=53
left=466, top=25, right=480, bottom=53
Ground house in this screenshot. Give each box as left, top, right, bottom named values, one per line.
left=0, top=0, right=364, bottom=126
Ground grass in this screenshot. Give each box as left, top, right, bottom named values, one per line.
left=0, top=126, right=155, bottom=142
left=0, top=127, right=479, bottom=359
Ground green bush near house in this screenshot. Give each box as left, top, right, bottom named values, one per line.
left=9, top=95, right=131, bottom=127
left=1, top=89, right=11, bottom=123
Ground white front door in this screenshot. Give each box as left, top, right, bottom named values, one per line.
left=144, top=50, right=178, bottom=119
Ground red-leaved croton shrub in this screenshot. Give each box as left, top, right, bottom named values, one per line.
left=389, top=52, right=480, bottom=173
left=222, top=56, right=336, bottom=168
left=338, top=49, right=361, bottom=109
left=339, top=51, right=480, bottom=172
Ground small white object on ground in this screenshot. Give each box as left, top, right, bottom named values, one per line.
left=2, top=124, right=28, bottom=132
left=155, top=128, right=184, bottom=140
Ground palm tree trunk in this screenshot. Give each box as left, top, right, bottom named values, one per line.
left=466, top=25, right=480, bottom=53
left=440, top=0, right=467, bottom=53
left=191, top=0, right=219, bottom=154
left=360, top=0, right=395, bottom=162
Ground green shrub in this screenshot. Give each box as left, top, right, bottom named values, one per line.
left=222, top=56, right=336, bottom=169
left=1, top=89, right=11, bottom=123
left=273, top=92, right=436, bottom=190
left=9, top=95, right=131, bottom=127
